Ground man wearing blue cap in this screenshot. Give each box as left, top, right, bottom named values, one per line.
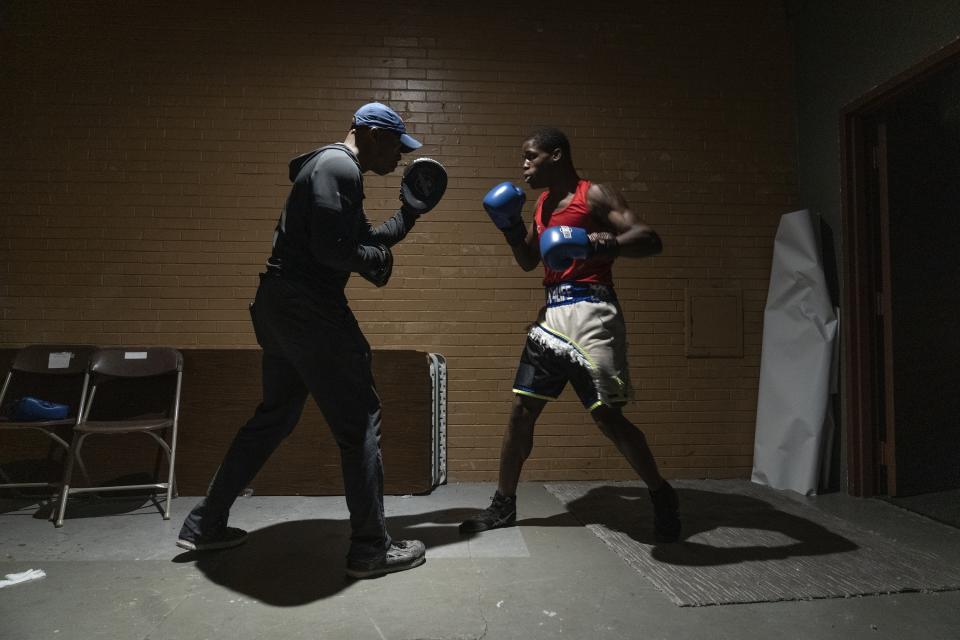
left=177, top=103, right=446, bottom=579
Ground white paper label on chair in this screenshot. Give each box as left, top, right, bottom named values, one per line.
left=124, top=351, right=148, bottom=360
left=48, top=352, right=73, bottom=369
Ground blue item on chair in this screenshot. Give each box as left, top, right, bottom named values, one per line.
left=12, top=396, right=70, bottom=421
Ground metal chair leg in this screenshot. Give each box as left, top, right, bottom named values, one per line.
left=54, top=434, right=84, bottom=527
left=163, top=454, right=175, bottom=520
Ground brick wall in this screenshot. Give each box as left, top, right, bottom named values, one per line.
left=0, top=1, right=799, bottom=482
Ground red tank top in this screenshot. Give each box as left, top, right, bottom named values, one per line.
left=534, top=179, right=614, bottom=286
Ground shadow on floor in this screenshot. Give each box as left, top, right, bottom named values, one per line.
left=514, top=485, right=859, bottom=566
left=1, top=472, right=168, bottom=520
left=171, top=507, right=478, bottom=606
left=0, top=457, right=63, bottom=514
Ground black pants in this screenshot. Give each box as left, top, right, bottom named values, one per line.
left=180, top=272, right=391, bottom=561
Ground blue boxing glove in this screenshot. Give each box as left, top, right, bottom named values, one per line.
left=539, top=226, right=591, bottom=271
left=483, top=182, right=527, bottom=246
left=12, top=396, right=69, bottom=421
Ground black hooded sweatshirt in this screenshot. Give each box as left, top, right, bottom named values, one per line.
left=266, top=143, right=417, bottom=305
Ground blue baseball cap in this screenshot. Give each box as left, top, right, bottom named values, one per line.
left=353, top=102, right=422, bottom=153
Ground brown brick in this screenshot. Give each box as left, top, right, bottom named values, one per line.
left=0, top=0, right=794, bottom=484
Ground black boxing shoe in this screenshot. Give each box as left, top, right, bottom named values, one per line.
left=459, top=491, right=517, bottom=533
left=649, top=481, right=681, bottom=543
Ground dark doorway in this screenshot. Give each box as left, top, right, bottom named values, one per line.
left=884, top=62, right=960, bottom=496
left=842, top=41, right=960, bottom=498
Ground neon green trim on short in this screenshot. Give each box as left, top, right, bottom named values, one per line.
left=588, top=400, right=605, bottom=411
left=512, top=388, right=556, bottom=402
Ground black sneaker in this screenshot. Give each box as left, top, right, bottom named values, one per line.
left=649, top=481, right=681, bottom=543
left=345, top=540, right=426, bottom=579
left=176, top=526, right=248, bottom=552
left=459, top=491, right=517, bottom=533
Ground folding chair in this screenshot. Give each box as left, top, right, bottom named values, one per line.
left=0, top=345, right=94, bottom=498
left=55, top=347, right=183, bottom=528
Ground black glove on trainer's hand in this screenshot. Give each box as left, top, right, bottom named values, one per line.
left=359, top=244, right=393, bottom=287
left=400, top=158, right=448, bottom=215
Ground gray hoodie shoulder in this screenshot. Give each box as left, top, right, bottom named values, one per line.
left=287, top=144, right=360, bottom=183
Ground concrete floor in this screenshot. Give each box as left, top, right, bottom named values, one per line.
left=886, top=489, right=960, bottom=530
left=1, top=481, right=959, bottom=640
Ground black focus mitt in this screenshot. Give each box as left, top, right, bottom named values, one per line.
left=400, top=158, right=448, bottom=215
left=359, top=244, right=393, bottom=288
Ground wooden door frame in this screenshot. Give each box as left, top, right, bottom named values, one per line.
left=840, top=37, right=960, bottom=497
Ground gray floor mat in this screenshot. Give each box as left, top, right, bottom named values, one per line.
left=545, top=480, right=960, bottom=607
